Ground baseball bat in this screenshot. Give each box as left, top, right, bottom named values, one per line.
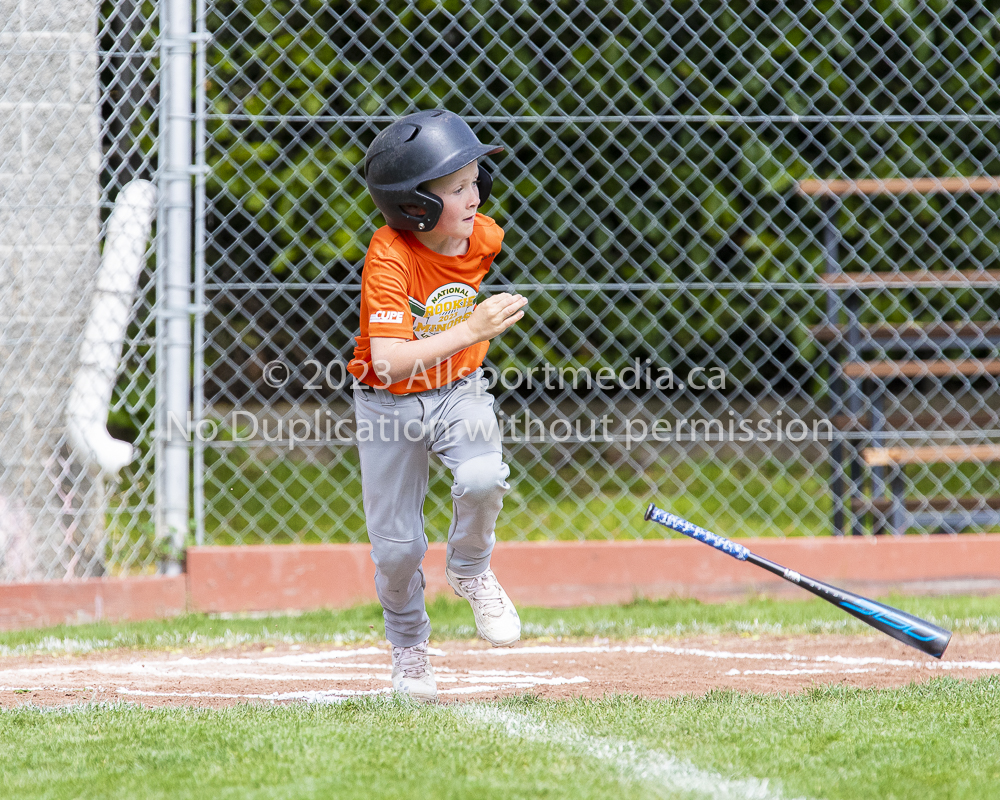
left=644, top=503, right=952, bottom=658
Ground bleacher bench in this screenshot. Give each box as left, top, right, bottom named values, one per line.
left=798, top=177, right=1000, bottom=536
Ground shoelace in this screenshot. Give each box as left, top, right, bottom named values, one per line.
left=392, top=643, right=431, bottom=679
left=458, top=572, right=505, bottom=617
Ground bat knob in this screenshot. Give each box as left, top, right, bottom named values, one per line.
left=644, top=503, right=657, bottom=521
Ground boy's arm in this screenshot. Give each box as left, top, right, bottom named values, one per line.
left=371, top=292, right=527, bottom=386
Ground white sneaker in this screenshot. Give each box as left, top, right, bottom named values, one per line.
left=390, top=639, right=437, bottom=702
left=446, top=567, right=521, bottom=647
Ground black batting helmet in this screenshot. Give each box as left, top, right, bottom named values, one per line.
left=364, top=110, right=503, bottom=231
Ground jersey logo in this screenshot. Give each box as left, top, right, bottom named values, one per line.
left=370, top=310, right=404, bottom=324
left=409, top=282, right=478, bottom=339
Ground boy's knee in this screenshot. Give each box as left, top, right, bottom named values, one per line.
left=371, top=536, right=427, bottom=581
left=452, top=452, right=510, bottom=502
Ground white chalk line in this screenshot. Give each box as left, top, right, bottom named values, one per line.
left=5, top=641, right=998, bottom=704
left=459, top=706, right=809, bottom=800
left=114, top=678, right=590, bottom=703
left=0, top=661, right=578, bottom=685
left=0, top=646, right=590, bottom=701
left=470, top=643, right=1000, bottom=674
left=725, top=668, right=878, bottom=677
left=116, top=687, right=394, bottom=702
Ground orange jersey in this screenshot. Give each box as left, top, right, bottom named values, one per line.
left=348, top=214, right=504, bottom=394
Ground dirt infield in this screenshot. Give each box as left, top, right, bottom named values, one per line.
left=1, top=634, right=998, bottom=708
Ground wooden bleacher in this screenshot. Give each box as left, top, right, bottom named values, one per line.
left=799, top=177, right=1000, bottom=535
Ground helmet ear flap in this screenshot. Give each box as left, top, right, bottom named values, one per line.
left=400, top=188, right=443, bottom=231
left=477, top=164, right=494, bottom=206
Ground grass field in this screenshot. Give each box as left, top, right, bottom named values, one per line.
left=193, top=449, right=839, bottom=545
left=2, top=595, right=1000, bottom=799
left=3, top=682, right=999, bottom=800
left=2, top=592, right=999, bottom=655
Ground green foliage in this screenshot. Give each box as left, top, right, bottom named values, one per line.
left=203, top=3, right=1000, bottom=394
left=189, top=447, right=833, bottom=545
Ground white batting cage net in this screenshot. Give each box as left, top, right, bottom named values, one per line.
left=1, top=1, right=999, bottom=580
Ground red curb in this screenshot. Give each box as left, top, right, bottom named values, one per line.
left=185, top=544, right=377, bottom=613
left=0, top=575, right=186, bottom=631
left=2, top=537, right=998, bottom=631
left=186, top=535, right=1000, bottom=613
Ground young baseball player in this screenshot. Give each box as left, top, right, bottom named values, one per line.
left=347, top=110, right=528, bottom=702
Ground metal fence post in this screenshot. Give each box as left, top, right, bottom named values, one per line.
left=157, top=0, right=193, bottom=574
left=192, top=0, right=209, bottom=547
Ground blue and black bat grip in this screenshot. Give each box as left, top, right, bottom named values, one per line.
left=644, top=503, right=952, bottom=658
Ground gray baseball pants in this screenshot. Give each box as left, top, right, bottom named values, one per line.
left=353, top=368, right=510, bottom=647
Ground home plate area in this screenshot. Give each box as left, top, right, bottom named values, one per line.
left=2, top=634, right=999, bottom=708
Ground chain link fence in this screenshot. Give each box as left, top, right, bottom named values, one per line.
left=197, top=0, right=1000, bottom=549
left=0, top=1, right=159, bottom=581
left=2, top=1, right=1000, bottom=580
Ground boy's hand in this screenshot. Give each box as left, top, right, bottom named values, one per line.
left=467, top=293, right=528, bottom=342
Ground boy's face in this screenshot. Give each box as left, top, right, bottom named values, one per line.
left=424, top=160, right=481, bottom=240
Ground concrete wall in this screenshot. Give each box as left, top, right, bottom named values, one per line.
left=0, top=2, right=104, bottom=579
